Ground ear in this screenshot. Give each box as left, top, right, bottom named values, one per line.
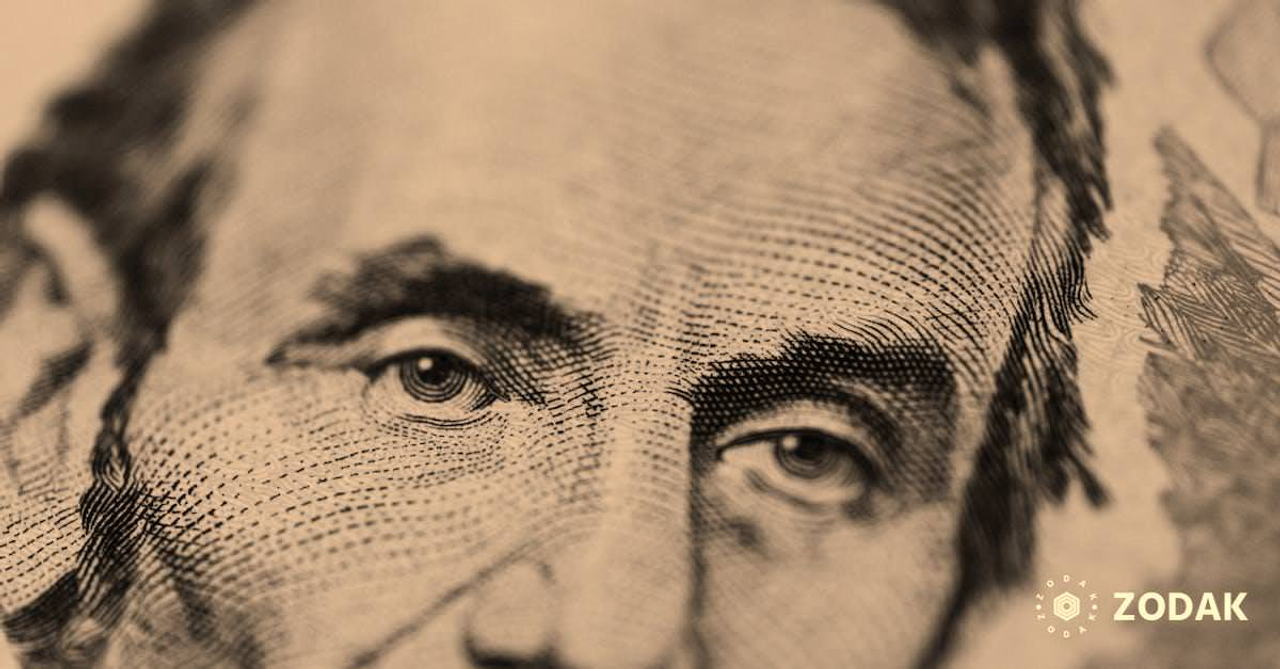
left=0, top=197, right=125, bottom=620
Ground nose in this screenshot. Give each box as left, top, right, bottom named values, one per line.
left=464, top=561, right=557, bottom=666
left=464, top=391, right=696, bottom=669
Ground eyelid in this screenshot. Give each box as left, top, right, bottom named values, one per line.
left=272, top=319, right=489, bottom=372
left=712, top=400, right=895, bottom=473
left=285, top=316, right=570, bottom=409
left=273, top=317, right=549, bottom=405
left=377, top=348, right=509, bottom=405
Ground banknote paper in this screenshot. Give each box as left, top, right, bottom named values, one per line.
left=0, top=1, right=1276, bottom=667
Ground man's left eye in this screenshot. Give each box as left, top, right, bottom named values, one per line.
left=718, top=430, right=878, bottom=507
left=367, top=349, right=501, bottom=423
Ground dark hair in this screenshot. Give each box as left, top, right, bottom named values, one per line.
left=1, top=0, right=259, bottom=364
left=885, top=1, right=1116, bottom=665
left=884, top=2, right=1113, bottom=664
left=0, top=1, right=1111, bottom=665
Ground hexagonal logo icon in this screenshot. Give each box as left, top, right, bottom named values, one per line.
left=1035, top=573, right=1099, bottom=639
left=1053, top=591, right=1081, bottom=622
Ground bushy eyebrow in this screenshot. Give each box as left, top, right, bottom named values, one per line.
left=686, top=333, right=956, bottom=447
left=268, top=236, right=587, bottom=358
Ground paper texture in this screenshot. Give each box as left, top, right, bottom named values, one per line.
left=1, top=1, right=1276, bottom=667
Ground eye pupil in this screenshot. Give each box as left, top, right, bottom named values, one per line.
left=773, top=432, right=842, bottom=480
left=780, top=434, right=823, bottom=460
left=397, top=352, right=472, bottom=403
left=412, top=354, right=450, bottom=385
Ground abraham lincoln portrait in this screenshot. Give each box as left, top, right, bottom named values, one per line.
left=0, top=1, right=1113, bottom=667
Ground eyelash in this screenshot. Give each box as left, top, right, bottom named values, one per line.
left=717, top=427, right=882, bottom=478
left=711, top=397, right=896, bottom=454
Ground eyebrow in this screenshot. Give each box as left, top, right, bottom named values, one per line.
left=269, top=236, right=587, bottom=355
left=686, top=333, right=957, bottom=447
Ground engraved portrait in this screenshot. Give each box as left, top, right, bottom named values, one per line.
left=0, top=1, right=1208, bottom=667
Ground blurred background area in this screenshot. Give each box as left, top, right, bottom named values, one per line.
left=0, top=0, right=145, bottom=170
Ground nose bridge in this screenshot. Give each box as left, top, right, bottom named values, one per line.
left=593, top=380, right=694, bottom=522
left=552, top=379, right=696, bottom=668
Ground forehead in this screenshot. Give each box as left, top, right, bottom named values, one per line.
left=184, top=0, right=1039, bottom=378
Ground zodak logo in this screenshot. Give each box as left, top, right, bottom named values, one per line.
left=1034, top=573, right=1250, bottom=639
left=1035, top=574, right=1099, bottom=639
left=1113, top=591, right=1248, bottom=622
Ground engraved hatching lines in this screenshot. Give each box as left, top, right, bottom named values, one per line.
left=1128, top=129, right=1280, bottom=669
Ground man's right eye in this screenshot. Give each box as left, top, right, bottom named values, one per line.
left=367, top=349, right=502, bottom=424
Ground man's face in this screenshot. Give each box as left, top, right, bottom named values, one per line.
left=112, top=1, right=1043, bottom=666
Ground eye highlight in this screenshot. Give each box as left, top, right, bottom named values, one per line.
left=367, top=349, right=503, bottom=425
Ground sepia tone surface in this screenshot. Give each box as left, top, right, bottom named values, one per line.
left=0, top=1, right=1276, bottom=667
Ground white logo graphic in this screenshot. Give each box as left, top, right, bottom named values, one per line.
left=1113, top=592, right=1248, bottom=621
left=1035, top=574, right=1099, bottom=639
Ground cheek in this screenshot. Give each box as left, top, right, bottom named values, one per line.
left=695, top=496, right=959, bottom=668
left=118, top=361, right=580, bottom=662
